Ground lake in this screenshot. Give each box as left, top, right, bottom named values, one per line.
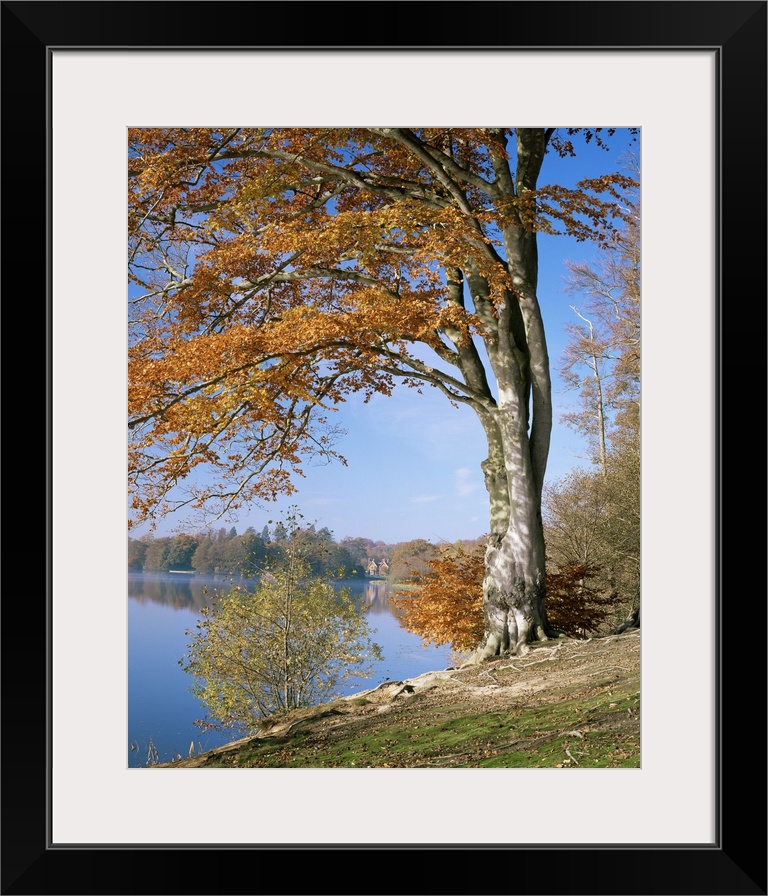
left=128, top=572, right=457, bottom=767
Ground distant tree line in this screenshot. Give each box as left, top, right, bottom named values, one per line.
left=127, top=524, right=471, bottom=582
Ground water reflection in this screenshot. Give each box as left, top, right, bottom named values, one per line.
left=129, top=572, right=409, bottom=615
left=358, top=580, right=396, bottom=613
left=128, top=571, right=255, bottom=611
left=128, top=572, right=456, bottom=768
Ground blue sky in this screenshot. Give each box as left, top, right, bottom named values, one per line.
left=130, top=130, right=638, bottom=545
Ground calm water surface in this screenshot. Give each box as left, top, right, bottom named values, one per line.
left=128, top=572, right=456, bottom=767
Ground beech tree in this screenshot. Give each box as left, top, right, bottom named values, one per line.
left=129, top=127, right=637, bottom=658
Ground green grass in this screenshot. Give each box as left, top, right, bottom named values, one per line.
left=197, top=682, right=640, bottom=769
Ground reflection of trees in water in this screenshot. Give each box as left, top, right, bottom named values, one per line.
left=358, top=582, right=396, bottom=615
left=353, top=582, right=413, bottom=620
left=128, top=573, right=407, bottom=620
left=128, top=573, right=252, bottom=612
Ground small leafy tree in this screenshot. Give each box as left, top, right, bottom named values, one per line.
left=388, top=538, right=439, bottom=583
left=180, top=514, right=383, bottom=732
left=544, top=564, right=617, bottom=638
left=164, top=533, right=199, bottom=570
left=392, top=544, right=485, bottom=653
left=543, top=436, right=639, bottom=631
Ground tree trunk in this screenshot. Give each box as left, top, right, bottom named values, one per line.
left=469, top=360, right=555, bottom=660
left=478, top=534, right=551, bottom=658
left=465, top=128, right=557, bottom=662
left=611, top=605, right=640, bottom=634
left=473, top=437, right=554, bottom=660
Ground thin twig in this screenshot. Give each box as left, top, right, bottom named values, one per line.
left=565, top=746, right=580, bottom=765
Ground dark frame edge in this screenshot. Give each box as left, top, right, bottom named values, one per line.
left=3, top=1, right=766, bottom=894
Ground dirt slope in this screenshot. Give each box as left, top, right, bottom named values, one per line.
left=155, top=629, right=640, bottom=769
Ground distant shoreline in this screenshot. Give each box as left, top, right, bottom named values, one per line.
left=134, top=569, right=393, bottom=584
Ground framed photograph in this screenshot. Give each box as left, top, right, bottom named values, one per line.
left=7, top=1, right=765, bottom=893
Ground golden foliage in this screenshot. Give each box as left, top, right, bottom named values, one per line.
left=128, top=128, right=637, bottom=528
left=391, top=545, right=486, bottom=653
left=394, top=546, right=618, bottom=651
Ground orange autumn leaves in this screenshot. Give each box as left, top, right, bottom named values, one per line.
left=128, top=128, right=636, bottom=529
left=392, top=546, right=487, bottom=654
left=394, top=545, right=617, bottom=653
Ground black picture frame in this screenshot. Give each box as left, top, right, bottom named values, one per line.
left=5, top=2, right=765, bottom=894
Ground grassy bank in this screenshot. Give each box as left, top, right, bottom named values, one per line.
left=153, top=630, right=640, bottom=770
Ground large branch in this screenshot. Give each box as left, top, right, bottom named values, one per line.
left=444, top=266, right=495, bottom=404
left=368, top=128, right=513, bottom=273
left=486, top=128, right=516, bottom=199
left=255, top=265, right=400, bottom=300
left=368, top=346, right=494, bottom=412
left=368, top=128, right=481, bottom=214
left=213, top=147, right=449, bottom=210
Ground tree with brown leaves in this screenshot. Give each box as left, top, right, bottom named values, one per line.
left=392, top=544, right=486, bottom=654
left=395, top=544, right=615, bottom=652
left=129, top=127, right=637, bottom=659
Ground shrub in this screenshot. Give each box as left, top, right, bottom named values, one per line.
left=391, top=545, right=485, bottom=653
left=180, top=519, right=382, bottom=732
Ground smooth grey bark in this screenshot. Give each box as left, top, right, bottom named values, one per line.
left=464, top=129, right=556, bottom=660
left=470, top=365, right=554, bottom=659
